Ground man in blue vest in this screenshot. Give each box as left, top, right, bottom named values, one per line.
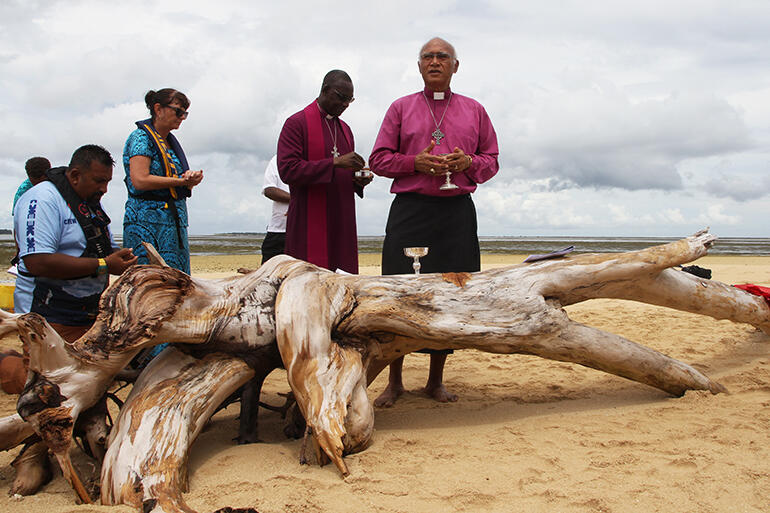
left=14, top=144, right=137, bottom=342
left=9, top=144, right=137, bottom=496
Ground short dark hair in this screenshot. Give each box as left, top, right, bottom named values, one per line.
left=321, top=70, right=352, bottom=91
left=68, top=144, right=115, bottom=171
left=145, top=88, right=190, bottom=121
left=24, top=157, right=51, bottom=181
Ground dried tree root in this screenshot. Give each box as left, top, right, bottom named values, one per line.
left=101, top=348, right=254, bottom=512
left=1, top=231, right=767, bottom=510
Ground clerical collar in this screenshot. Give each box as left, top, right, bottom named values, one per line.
left=423, top=87, right=451, bottom=101
left=316, top=101, right=335, bottom=119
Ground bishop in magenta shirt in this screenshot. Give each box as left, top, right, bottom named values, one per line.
left=369, top=87, right=499, bottom=195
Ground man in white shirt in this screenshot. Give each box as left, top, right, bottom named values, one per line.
left=260, top=155, right=290, bottom=264
left=233, top=155, right=291, bottom=444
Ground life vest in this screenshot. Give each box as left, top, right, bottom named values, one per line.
left=24, top=167, right=113, bottom=325
left=18, top=166, right=112, bottom=279
left=46, top=166, right=112, bottom=260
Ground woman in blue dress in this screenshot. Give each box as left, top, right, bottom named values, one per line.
left=122, top=88, right=203, bottom=273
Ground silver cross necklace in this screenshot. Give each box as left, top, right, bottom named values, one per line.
left=422, top=91, right=453, bottom=145
left=324, top=117, right=340, bottom=157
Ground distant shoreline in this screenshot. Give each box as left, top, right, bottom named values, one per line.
left=2, top=233, right=767, bottom=268
left=183, top=234, right=770, bottom=257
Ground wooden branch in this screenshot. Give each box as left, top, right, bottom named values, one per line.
left=6, top=232, right=769, bottom=511
left=0, top=308, right=21, bottom=338
left=275, top=271, right=373, bottom=475
left=0, top=413, right=35, bottom=451
left=277, top=231, right=758, bottom=469
left=101, top=347, right=254, bottom=512
left=7, top=258, right=290, bottom=504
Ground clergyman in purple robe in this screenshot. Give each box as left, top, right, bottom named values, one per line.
left=277, top=70, right=371, bottom=274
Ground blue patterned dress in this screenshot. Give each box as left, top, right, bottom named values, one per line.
left=122, top=129, right=190, bottom=274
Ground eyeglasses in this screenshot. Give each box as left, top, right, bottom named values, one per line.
left=332, top=88, right=355, bottom=104
left=420, top=52, right=452, bottom=62
left=166, top=105, right=189, bottom=119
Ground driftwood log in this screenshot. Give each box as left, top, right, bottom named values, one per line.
left=0, top=230, right=768, bottom=513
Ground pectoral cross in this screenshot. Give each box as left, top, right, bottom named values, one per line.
left=432, top=128, right=445, bottom=145
left=332, top=146, right=340, bottom=158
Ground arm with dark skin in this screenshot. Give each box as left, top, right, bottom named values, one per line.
left=263, top=187, right=290, bottom=203
left=337, top=124, right=370, bottom=189
left=352, top=170, right=373, bottom=188
left=278, top=117, right=338, bottom=186
left=23, top=248, right=138, bottom=279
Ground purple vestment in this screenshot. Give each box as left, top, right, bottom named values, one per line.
left=277, top=102, right=360, bottom=274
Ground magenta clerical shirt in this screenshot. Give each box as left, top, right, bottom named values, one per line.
left=369, top=87, right=499, bottom=196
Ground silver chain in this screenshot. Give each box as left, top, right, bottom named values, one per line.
left=421, top=91, right=453, bottom=136
left=324, top=117, right=339, bottom=157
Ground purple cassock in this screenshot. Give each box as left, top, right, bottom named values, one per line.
left=277, top=102, right=362, bottom=274
left=369, top=87, right=499, bottom=195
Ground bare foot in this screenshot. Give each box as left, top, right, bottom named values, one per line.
left=11, top=441, right=52, bottom=496
left=374, top=384, right=405, bottom=408
left=422, top=383, right=458, bottom=403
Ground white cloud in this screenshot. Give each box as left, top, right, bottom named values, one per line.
left=660, top=208, right=686, bottom=225
left=1, top=0, right=769, bottom=237
left=697, top=204, right=740, bottom=226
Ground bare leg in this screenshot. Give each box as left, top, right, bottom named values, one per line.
left=374, top=357, right=405, bottom=408
left=10, top=441, right=52, bottom=496
left=0, top=352, right=25, bottom=394
left=422, top=352, right=458, bottom=403
left=237, top=377, right=262, bottom=444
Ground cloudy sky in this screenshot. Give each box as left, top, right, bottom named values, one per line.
left=1, top=0, right=768, bottom=237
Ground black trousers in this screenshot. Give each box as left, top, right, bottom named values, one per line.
left=382, top=193, right=480, bottom=275
left=261, top=231, right=287, bottom=264
left=382, top=193, right=480, bottom=355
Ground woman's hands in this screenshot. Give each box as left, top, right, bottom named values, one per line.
left=181, top=170, right=203, bottom=188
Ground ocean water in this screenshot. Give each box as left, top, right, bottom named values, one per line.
left=187, top=234, right=770, bottom=257
left=2, top=233, right=767, bottom=263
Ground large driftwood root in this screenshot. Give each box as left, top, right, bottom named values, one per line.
left=0, top=308, right=21, bottom=338
left=277, top=230, right=766, bottom=472
left=1, top=231, right=768, bottom=509
left=3, top=259, right=288, bottom=505
left=101, top=348, right=254, bottom=513
left=0, top=413, right=35, bottom=451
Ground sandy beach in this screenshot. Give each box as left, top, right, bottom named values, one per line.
left=0, top=253, right=768, bottom=512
